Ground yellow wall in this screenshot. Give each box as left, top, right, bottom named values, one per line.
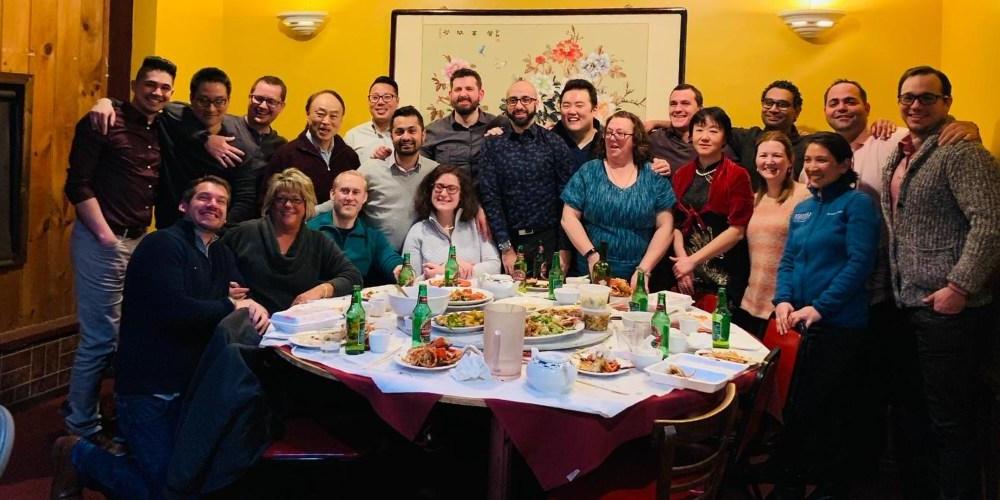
left=942, top=0, right=1000, bottom=154
left=134, top=0, right=999, bottom=155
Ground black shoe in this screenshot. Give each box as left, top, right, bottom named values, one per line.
left=50, top=435, right=83, bottom=500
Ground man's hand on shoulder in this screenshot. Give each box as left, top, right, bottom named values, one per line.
left=206, top=136, right=245, bottom=168
left=89, top=98, right=116, bottom=135
left=870, top=119, right=897, bottom=141
left=484, top=126, right=504, bottom=138
left=938, top=121, right=981, bottom=146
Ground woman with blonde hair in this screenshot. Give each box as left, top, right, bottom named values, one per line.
left=222, top=167, right=362, bottom=313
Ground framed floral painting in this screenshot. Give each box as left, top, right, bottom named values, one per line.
left=390, top=8, right=687, bottom=126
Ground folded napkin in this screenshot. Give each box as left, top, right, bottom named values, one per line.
left=450, top=346, right=492, bottom=381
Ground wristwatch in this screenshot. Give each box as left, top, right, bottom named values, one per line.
left=498, top=240, right=512, bottom=252
left=584, top=247, right=598, bottom=259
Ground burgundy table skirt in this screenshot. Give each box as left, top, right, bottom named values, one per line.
left=276, top=345, right=754, bottom=490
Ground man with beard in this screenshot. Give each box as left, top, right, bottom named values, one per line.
left=478, top=80, right=575, bottom=275
left=422, top=68, right=497, bottom=179
left=51, top=176, right=269, bottom=500
left=345, top=76, right=399, bottom=161
left=358, top=106, right=438, bottom=251
left=203, top=76, right=289, bottom=170
left=307, top=171, right=403, bottom=284
left=728, top=80, right=808, bottom=189
left=266, top=89, right=361, bottom=204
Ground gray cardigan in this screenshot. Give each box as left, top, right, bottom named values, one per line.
left=882, top=133, right=1000, bottom=308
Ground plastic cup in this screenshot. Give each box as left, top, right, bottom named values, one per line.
left=369, top=329, right=391, bottom=353
left=578, top=284, right=611, bottom=310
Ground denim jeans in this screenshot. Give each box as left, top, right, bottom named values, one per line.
left=65, top=222, right=142, bottom=436
left=892, top=305, right=991, bottom=500
left=73, top=394, right=181, bottom=500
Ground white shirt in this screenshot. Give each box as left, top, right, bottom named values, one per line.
left=344, top=120, right=393, bottom=162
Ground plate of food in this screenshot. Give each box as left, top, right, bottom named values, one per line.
left=425, top=277, right=473, bottom=288
left=288, top=331, right=345, bottom=349
left=608, top=278, right=632, bottom=298
left=572, top=350, right=634, bottom=376
left=695, top=349, right=763, bottom=365
left=524, top=306, right=586, bottom=343
left=361, top=284, right=397, bottom=301
left=432, top=310, right=486, bottom=333
left=447, top=287, right=493, bottom=306
left=524, top=277, right=550, bottom=292
left=495, top=296, right=555, bottom=311
left=395, top=337, right=465, bottom=370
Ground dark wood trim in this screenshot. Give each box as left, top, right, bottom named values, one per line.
left=0, top=72, right=33, bottom=270
left=390, top=8, right=688, bottom=83
left=0, top=314, right=78, bottom=353
left=108, top=0, right=134, bottom=101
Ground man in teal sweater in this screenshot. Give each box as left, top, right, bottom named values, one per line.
left=307, top=170, right=402, bottom=284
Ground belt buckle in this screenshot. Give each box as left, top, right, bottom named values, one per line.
left=517, top=228, right=535, bottom=236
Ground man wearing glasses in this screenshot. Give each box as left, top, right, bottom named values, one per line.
left=478, top=80, right=575, bottom=275
left=728, top=80, right=808, bottom=189
left=266, top=89, right=361, bottom=204
left=345, top=76, right=399, bottom=161
left=203, top=76, right=289, bottom=169
left=883, top=66, right=1000, bottom=500
left=422, top=68, right=497, bottom=179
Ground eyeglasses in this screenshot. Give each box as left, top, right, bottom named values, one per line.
left=368, top=94, right=398, bottom=104
left=193, top=96, right=228, bottom=109
left=274, top=196, right=305, bottom=206
left=898, top=93, right=946, bottom=106
left=249, top=94, right=283, bottom=107
left=505, top=96, right=537, bottom=107
left=604, top=130, right=634, bottom=140
left=432, top=183, right=460, bottom=195
left=761, top=98, right=793, bottom=110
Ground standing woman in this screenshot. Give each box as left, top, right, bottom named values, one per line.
left=771, top=132, right=881, bottom=497
left=222, top=168, right=362, bottom=314
left=669, top=107, right=754, bottom=307
left=561, top=110, right=675, bottom=289
left=737, top=132, right=810, bottom=336
left=402, top=164, right=500, bottom=279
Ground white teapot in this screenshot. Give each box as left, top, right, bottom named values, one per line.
left=526, top=348, right=577, bottom=394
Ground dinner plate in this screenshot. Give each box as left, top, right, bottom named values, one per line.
left=288, top=332, right=344, bottom=349
left=524, top=321, right=585, bottom=344
left=394, top=353, right=461, bottom=371
left=431, top=322, right=485, bottom=334
left=576, top=366, right=634, bottom=377
left=495, top=296, right=555, bottom=311
left=447, top=288, right=495, bottom=306
left=446, top=302, right=491, bottom=312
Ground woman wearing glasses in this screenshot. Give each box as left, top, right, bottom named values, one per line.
left=222, top=168, right=362, bottom=313
left=561, top=111, right=675, bottom=289
left=669, top=107, right=754, bottom=308
left=402, top=164, right=500, bottom=279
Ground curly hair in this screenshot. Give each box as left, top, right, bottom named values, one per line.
left=414, top=165, right=479, bottom=223
left=594, top=110, right=651, bottom=167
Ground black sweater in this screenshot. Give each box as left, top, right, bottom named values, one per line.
left=221, top=217, right=363, bottom=314
left=116, top=219, right=242, bottom=396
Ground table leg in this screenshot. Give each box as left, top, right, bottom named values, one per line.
left=487, top=414, right=512, bottom=500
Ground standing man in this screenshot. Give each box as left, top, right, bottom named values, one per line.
left=478, top=80, right=575, bottom=275
left=62, top=56, right=176, bottom=454
left=344, top=76, right=399, bottom=161
left=359, top=106, right=438, bottom=250
left=551, top=79, right=602, bottom=169
left=51, top=176, right=269, bottom=500
left=266, top=89, right=361, bottom=204
left=729, top=80, right=808, bottom=188
left=885, top=66, right=1000, bottom=500
left=647, top=83, right=704, bottom=172
left=422, top=68, right=497, bottom=179
left=205, top=75, right=289, bottom=169
left=307, top=171, right=403, bottom=285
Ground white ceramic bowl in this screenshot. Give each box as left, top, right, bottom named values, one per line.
left=554, top=287, right=581, bottom=305
left=386, top=286, right=451, bottom=316
left=620, top=311, right=654, bottom=330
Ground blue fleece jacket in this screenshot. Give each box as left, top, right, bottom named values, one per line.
left=774, top=180, right=881, bottom=329
left=307, top=212, right=402, bottom=284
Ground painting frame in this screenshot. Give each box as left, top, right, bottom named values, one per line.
left=0, top=72, right=32, bottom=270
left=390, top=8, right=687, bottom=125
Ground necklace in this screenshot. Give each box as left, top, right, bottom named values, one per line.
left=605, top=163, right=636, bottom=187
left=695, top=166, right=718, bottom=184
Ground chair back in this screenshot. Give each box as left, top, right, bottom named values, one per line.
left=693, top=292, right=718, bottom=313
left=654, top=383, right=739, bottom=500
left=0, top=404, right=14, bottom=478
left=761, top=319, right=802, bottom=421
left=733, top=348, right=781, bottom=461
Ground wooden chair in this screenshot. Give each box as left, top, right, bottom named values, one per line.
left=729, top=349, right=782, bottom=500
left=654, top=383, right=739, bottom=500
left=692, top=292, right=718, bottom=313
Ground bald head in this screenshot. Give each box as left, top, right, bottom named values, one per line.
left=506, top=80, right=539, bottom=130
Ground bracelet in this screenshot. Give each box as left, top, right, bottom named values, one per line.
left=584, top=247, right=598, bottom=259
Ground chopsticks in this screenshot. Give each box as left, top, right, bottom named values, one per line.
left=575, top=379, right=632, bottom=395
left=367, top=345, right=403, bottom=368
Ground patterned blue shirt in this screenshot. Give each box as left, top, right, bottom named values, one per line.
left=561, top=159, right=676, bottom=277
left=478, top=123, right=576, bottom=245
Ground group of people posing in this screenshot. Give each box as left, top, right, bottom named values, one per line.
left=51, top=54, right=1000, bottom=500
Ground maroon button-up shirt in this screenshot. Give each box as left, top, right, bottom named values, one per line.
left=64, top=101, right=160, bottom=232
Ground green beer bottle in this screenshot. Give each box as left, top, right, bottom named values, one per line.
left=590, top=241, right=611, bottom=287
left=651, top=292, right=671, bottom=357
left=546, top=252, right=563, bottom=300
left=345, top=285, right=366, bottom=355
left=512, top=245, right=528, bottom=292
left=532, top=240, right=546, bottom=280
left=444, top=245, right=459, bottom=286
left=411, top=284, right=433, bottom=347
left=629, top=269, right=648, bottom=311
left=397, top=252, right=416, bottom=287
left=712, top=287, right=731, bottom=349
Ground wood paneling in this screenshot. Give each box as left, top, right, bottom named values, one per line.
left=0, top=0, right=110, bottom=334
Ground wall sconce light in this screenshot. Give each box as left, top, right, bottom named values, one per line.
left=778, top=9, right=845, bottom=40
left=277, top=11, right=328, bottom=37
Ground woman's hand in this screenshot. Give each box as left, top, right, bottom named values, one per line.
left=629, top=269, right=650, bottom=293
left=677, top=274, right=695, bottom=296
left=228, top=281, right=249, bottom=300
left=774, top=302, right=795, bottom=335
left=391, top=265, right=402, bottom=280
left=457, top=260, right=476, bottom=279
left=586, top=252, right=600, bottom=274
left=787, top=306, right=822, bottom=331
left=670, top=254, right=697, bottom=278
left=292, top=283, right=329, bottom=306
left=235, top=298, right=271, bottom=334
left=422, top=262, right=444, bottom=279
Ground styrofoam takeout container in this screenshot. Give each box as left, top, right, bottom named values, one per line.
left=643, top=352, right=748, bottom=393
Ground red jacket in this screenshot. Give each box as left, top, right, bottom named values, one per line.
left=264, top=129, right=360, bottom=203
left=672, top=155, right=753, bottom=231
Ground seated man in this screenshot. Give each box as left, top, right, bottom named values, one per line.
left=307, top=170, right=402, bottom=285
left=51, top=176, right=268, bottom=500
